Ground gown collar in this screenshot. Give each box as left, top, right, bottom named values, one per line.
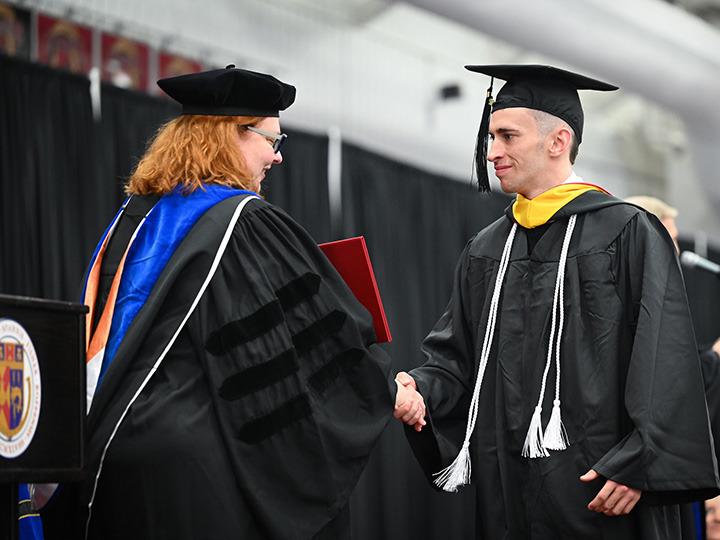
left=512, top=172, right=609, bottom=228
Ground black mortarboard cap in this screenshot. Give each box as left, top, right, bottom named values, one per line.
left=157, top=64, right=296, bottom=117
left=464, top=64, right=618, bottom=192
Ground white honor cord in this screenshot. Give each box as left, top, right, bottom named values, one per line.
left=433, top=222, right=518, bottom=492
left=85, top=195, right=258, bottom=538
left=522, top=214, right=577, bottom=458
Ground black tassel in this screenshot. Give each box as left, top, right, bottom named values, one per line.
left=473, top=78, right=494, bottom=193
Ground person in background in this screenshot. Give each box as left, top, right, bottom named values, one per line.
left=624, top=196, right=679, bottom=251
left=394, top=64, right=720, bottom=539
left=35, top=65, right=422, bottom=540
left=707, top=495, right=720, bottom=540
left=18, top=484, right=44, bottom=540
left=627, top=194, right=720, bottom=540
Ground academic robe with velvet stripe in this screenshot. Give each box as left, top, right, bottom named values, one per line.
left=405, top=190, right=720, bottom=540
left=41, top=191, right=394, bottom=540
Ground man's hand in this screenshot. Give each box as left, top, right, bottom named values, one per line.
left=581, top=469, right=642, bottom=516
left=393, top=371, right=426, bottom=432
left=712, top=336, right=720, bottom=356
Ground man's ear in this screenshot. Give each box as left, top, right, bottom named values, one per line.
left=549, top=127, right=572, bottom=157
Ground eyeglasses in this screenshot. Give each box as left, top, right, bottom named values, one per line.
left=246, top=126, right=288, bottom=153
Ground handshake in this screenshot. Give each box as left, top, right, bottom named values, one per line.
left=393, top=372, right=427, bottom=432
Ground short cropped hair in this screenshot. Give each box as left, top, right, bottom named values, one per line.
left=529, top=109, right=579, bottom=164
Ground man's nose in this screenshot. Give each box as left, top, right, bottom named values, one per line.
left=487, top=140, right=501, bottom=162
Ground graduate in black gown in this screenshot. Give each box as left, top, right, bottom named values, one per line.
left=37, top=65, right=424, bottom=540
left=394, top=65, right=720, bottom=540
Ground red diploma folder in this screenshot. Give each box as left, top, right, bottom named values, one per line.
left=319, top=236, right=392, bottom=343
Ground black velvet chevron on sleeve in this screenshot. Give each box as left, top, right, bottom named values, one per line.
left=307, top=347, right=365, bottom=395
left=236, top=393, right=313, bottom=444
left=291, top=310, right=347, bottom=355
left=205, top=300, right=284, bottom=355
left=276, top=273, right=321, bottom=310
left=218, top=349, right=299, bottom=401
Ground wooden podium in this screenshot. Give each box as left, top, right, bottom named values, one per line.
left=0, top=294, right=86, bottom=540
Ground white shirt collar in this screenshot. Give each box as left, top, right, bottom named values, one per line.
left=562, top=171, right=585, bottom=184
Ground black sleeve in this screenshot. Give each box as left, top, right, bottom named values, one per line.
left=593, top=213, right=720, bottom=504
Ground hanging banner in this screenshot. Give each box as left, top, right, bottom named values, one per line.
left=0, top=1, right=31, bottom=59
left=159, top=51, right=203, bottom=79
left=101, top=32, right=149, bottom=91
left=37, top=14, right=93, bottom=75
left=156, top=52, right=204, bottom=96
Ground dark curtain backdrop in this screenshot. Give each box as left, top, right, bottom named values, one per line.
left=679, top=238, right=720, bottom=347
left=0, top=55, right=181, bottom=300
left=262, top=127, right=332, bottom=242
left=3, top=54, right=720, bottom=540
left=1, top=55, right=96, bottom=299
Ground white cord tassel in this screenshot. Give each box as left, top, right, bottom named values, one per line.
left=543, top=399, right=569, bottom=450
left=542, top=215, right=576, bottom=451
left=522, top=406, right=549, bottom=458
left=522, top=214, right=576, bottom=458
left=434, top=223, right=518, bottom=492
left=433, top=441, right=472, bottom=492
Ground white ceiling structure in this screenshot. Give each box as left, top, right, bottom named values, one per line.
left=25, top=0, right=720, bottom=247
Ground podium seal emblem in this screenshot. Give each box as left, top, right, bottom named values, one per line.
left=0, top=318, right=42, bottom=458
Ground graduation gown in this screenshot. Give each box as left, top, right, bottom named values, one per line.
left=41, top=188, right=394, bottom=540
left=405, top=190, right=720, bottom=540
left=701, top=346, right=720, bottom=467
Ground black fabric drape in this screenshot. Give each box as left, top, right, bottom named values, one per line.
left=679, top=239, right=720, bottom=346
left=0, top=54, right=96, bottom=299
left=262, top=127, right=332, bottom=242
left=0, top=56, right=180, bottom=301
left=340, top=142, right=511, bottom=540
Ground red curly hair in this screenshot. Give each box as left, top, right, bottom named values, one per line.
left=125, top=114, right=265, bottom=195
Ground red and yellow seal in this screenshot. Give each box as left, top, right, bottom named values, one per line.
left=0, top=318, right=41, bottom=458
